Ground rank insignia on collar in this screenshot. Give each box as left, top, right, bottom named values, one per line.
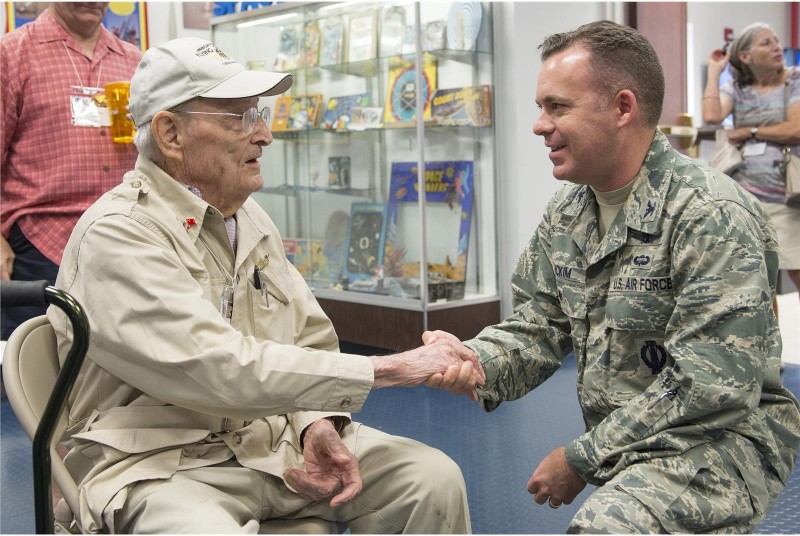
left=642, top=199, right=656, bottom=221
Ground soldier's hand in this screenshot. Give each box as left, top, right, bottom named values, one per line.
left=284, top=419, right=362, bottom=507
left=527, top=446, right=586, bottom=509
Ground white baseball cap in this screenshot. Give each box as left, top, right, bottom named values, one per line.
left=129, top=37, right=293, bottom=127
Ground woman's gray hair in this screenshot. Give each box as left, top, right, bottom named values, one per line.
left=728, top=22, right=777, bottom=87
left=133, top=122, right=163, bottom=165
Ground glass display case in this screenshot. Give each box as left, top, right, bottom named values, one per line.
left=211, top=1, right=499, bottom=349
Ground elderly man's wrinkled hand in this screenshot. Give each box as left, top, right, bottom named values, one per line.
left=284, top=419, right=362, bottom=507
left=422, top=330, right=485, bottom=400
left=370, top=331, right=485, bottom=397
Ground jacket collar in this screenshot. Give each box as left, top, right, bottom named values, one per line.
left=557, top=131, right=675, bottom=263
left=128, top=157, right=273, bottom=264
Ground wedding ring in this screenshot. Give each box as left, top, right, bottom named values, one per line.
left=548, top=499, right=561, bottom=509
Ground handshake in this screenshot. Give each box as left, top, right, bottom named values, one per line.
left=369, top=330, right=485, bottom=400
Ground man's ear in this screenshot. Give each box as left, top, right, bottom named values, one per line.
left=152, top=111, right=184, bottom=161
left=614, top=89, right=639, bottom=128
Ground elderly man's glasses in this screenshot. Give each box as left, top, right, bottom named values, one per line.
left=171, top=106, right=271, bottom=134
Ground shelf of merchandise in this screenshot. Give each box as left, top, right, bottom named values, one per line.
left=211, top=2, right=499, bottom=349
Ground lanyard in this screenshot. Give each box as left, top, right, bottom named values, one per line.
left=198, top=234, right=237, bottom=323
left=62, top=41, right=103, bottom=90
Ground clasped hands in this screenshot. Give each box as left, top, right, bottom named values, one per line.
left=286, top=330, right=484, bottom=506
left=370, top=329, right=485, bottom=400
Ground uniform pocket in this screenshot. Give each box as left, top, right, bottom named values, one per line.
left=605, top=293, right=674, bottom=379
left=251, top=267, right=296, bottom=342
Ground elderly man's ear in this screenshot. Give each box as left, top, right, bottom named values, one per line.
left=152, top=111, right=184, bottom=161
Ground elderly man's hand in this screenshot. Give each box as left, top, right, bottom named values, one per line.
left=283, top=419, right=362, bottom=507
left=421, top=330, right=485, bottom=400
left=370, top=330, right=485, bottom=399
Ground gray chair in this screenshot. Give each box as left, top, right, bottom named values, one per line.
left=3, top=315, right=80, bottom=533
left=3, top=315, right=340, bottom=534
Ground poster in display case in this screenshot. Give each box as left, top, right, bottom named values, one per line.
left=343, top=202, right=387, bottom=292
left=319, top=16, right=345, bottom=66
left=383, top=161, right=474, bottom=300
left=347, top=11, right=377, bottom=62
left=383, top=55, right=437, bottom=124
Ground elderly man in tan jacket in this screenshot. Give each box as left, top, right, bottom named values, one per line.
left=49, top=37, right=481, bottom=534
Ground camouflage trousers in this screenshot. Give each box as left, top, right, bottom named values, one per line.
left=567, top=434, right=785, bottom=534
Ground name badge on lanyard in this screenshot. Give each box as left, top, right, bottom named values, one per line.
left=69, top=85, right=111, bottom=128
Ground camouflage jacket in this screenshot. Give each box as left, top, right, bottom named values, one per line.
left=467, top=131, right=800, bottom=488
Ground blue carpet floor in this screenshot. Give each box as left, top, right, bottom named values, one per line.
left=2, top=359, right=799, bottom=533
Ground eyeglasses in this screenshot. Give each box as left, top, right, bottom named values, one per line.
left=171, top=106, right=271, bottom=134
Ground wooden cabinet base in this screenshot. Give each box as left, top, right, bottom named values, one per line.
left=318, top=298, right=501, bottom=352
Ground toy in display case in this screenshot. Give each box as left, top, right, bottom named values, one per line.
left=328, top=156, right=351, bottom=189
left=383, top=55, right=437, bottom=124
left=383, top=161, right=474, bottom=300
left=349, top=106, right=383, bottom=130
left=321, top=93, right=371, bottom=130
left=379, top=6, right=405, bottom=57
left=312, top=240, right=334, bottom=284
left=401, top=24, right=416, bottom=55
left=274, top=24, right=301, bottom=70
left=322, top=210, right=349, bottom=286
left=271, top=96, right=292, bottom=131
left=421, top=20, right=446, bottom=52
left=343, top=202, right=387, bottom=293
left=347, top=11, right=377, bottom=62
left=273, top=95, right=324, bottom=131
left=301, top=19, right=321, bottom=68
left=319, top=16, right=345, bottom=66
left=289, top=95, right=323, bottom=130
left=431, top=85, right=492, bottom=126
left=445, top=1, right=483, bottom=51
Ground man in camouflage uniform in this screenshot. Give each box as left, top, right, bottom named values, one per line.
left=428, top=21, right=800, bottom=533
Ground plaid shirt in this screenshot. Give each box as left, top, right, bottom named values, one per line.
left=1, top=9, right=141, bottom=264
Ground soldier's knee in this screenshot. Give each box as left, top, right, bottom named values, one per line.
left=567, top=491, right=663, bottom=534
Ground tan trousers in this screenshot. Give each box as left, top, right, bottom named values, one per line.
left=116, top=424, right=471, bottom=533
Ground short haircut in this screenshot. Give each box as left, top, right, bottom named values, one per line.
left=538, top=20, right=665, bottom=127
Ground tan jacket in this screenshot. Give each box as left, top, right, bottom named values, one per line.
left=49, top=157, right=374, bottom=532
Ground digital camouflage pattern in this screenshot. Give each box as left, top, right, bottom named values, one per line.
left=466, top=131, right=800, bottom=530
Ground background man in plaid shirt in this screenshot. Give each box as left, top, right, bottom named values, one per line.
left=1, top=2, right=141, bottom=339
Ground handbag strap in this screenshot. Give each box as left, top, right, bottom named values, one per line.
left=782, top=69, right=795, bottom=163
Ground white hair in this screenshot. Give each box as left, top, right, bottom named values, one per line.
left=133, top=122, right=163, bottom=165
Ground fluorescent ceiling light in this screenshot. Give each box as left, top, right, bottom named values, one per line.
left=236, top=12, right=298, bottom=29
left=318, top=0, right=372, bottom=13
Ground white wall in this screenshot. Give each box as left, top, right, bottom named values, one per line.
left=145, top=2, right=212, bottom=45
left=492, top=2, right=607, bottom=316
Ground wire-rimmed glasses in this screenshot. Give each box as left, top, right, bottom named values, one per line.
left=171, top=106, right=271, bottom=133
